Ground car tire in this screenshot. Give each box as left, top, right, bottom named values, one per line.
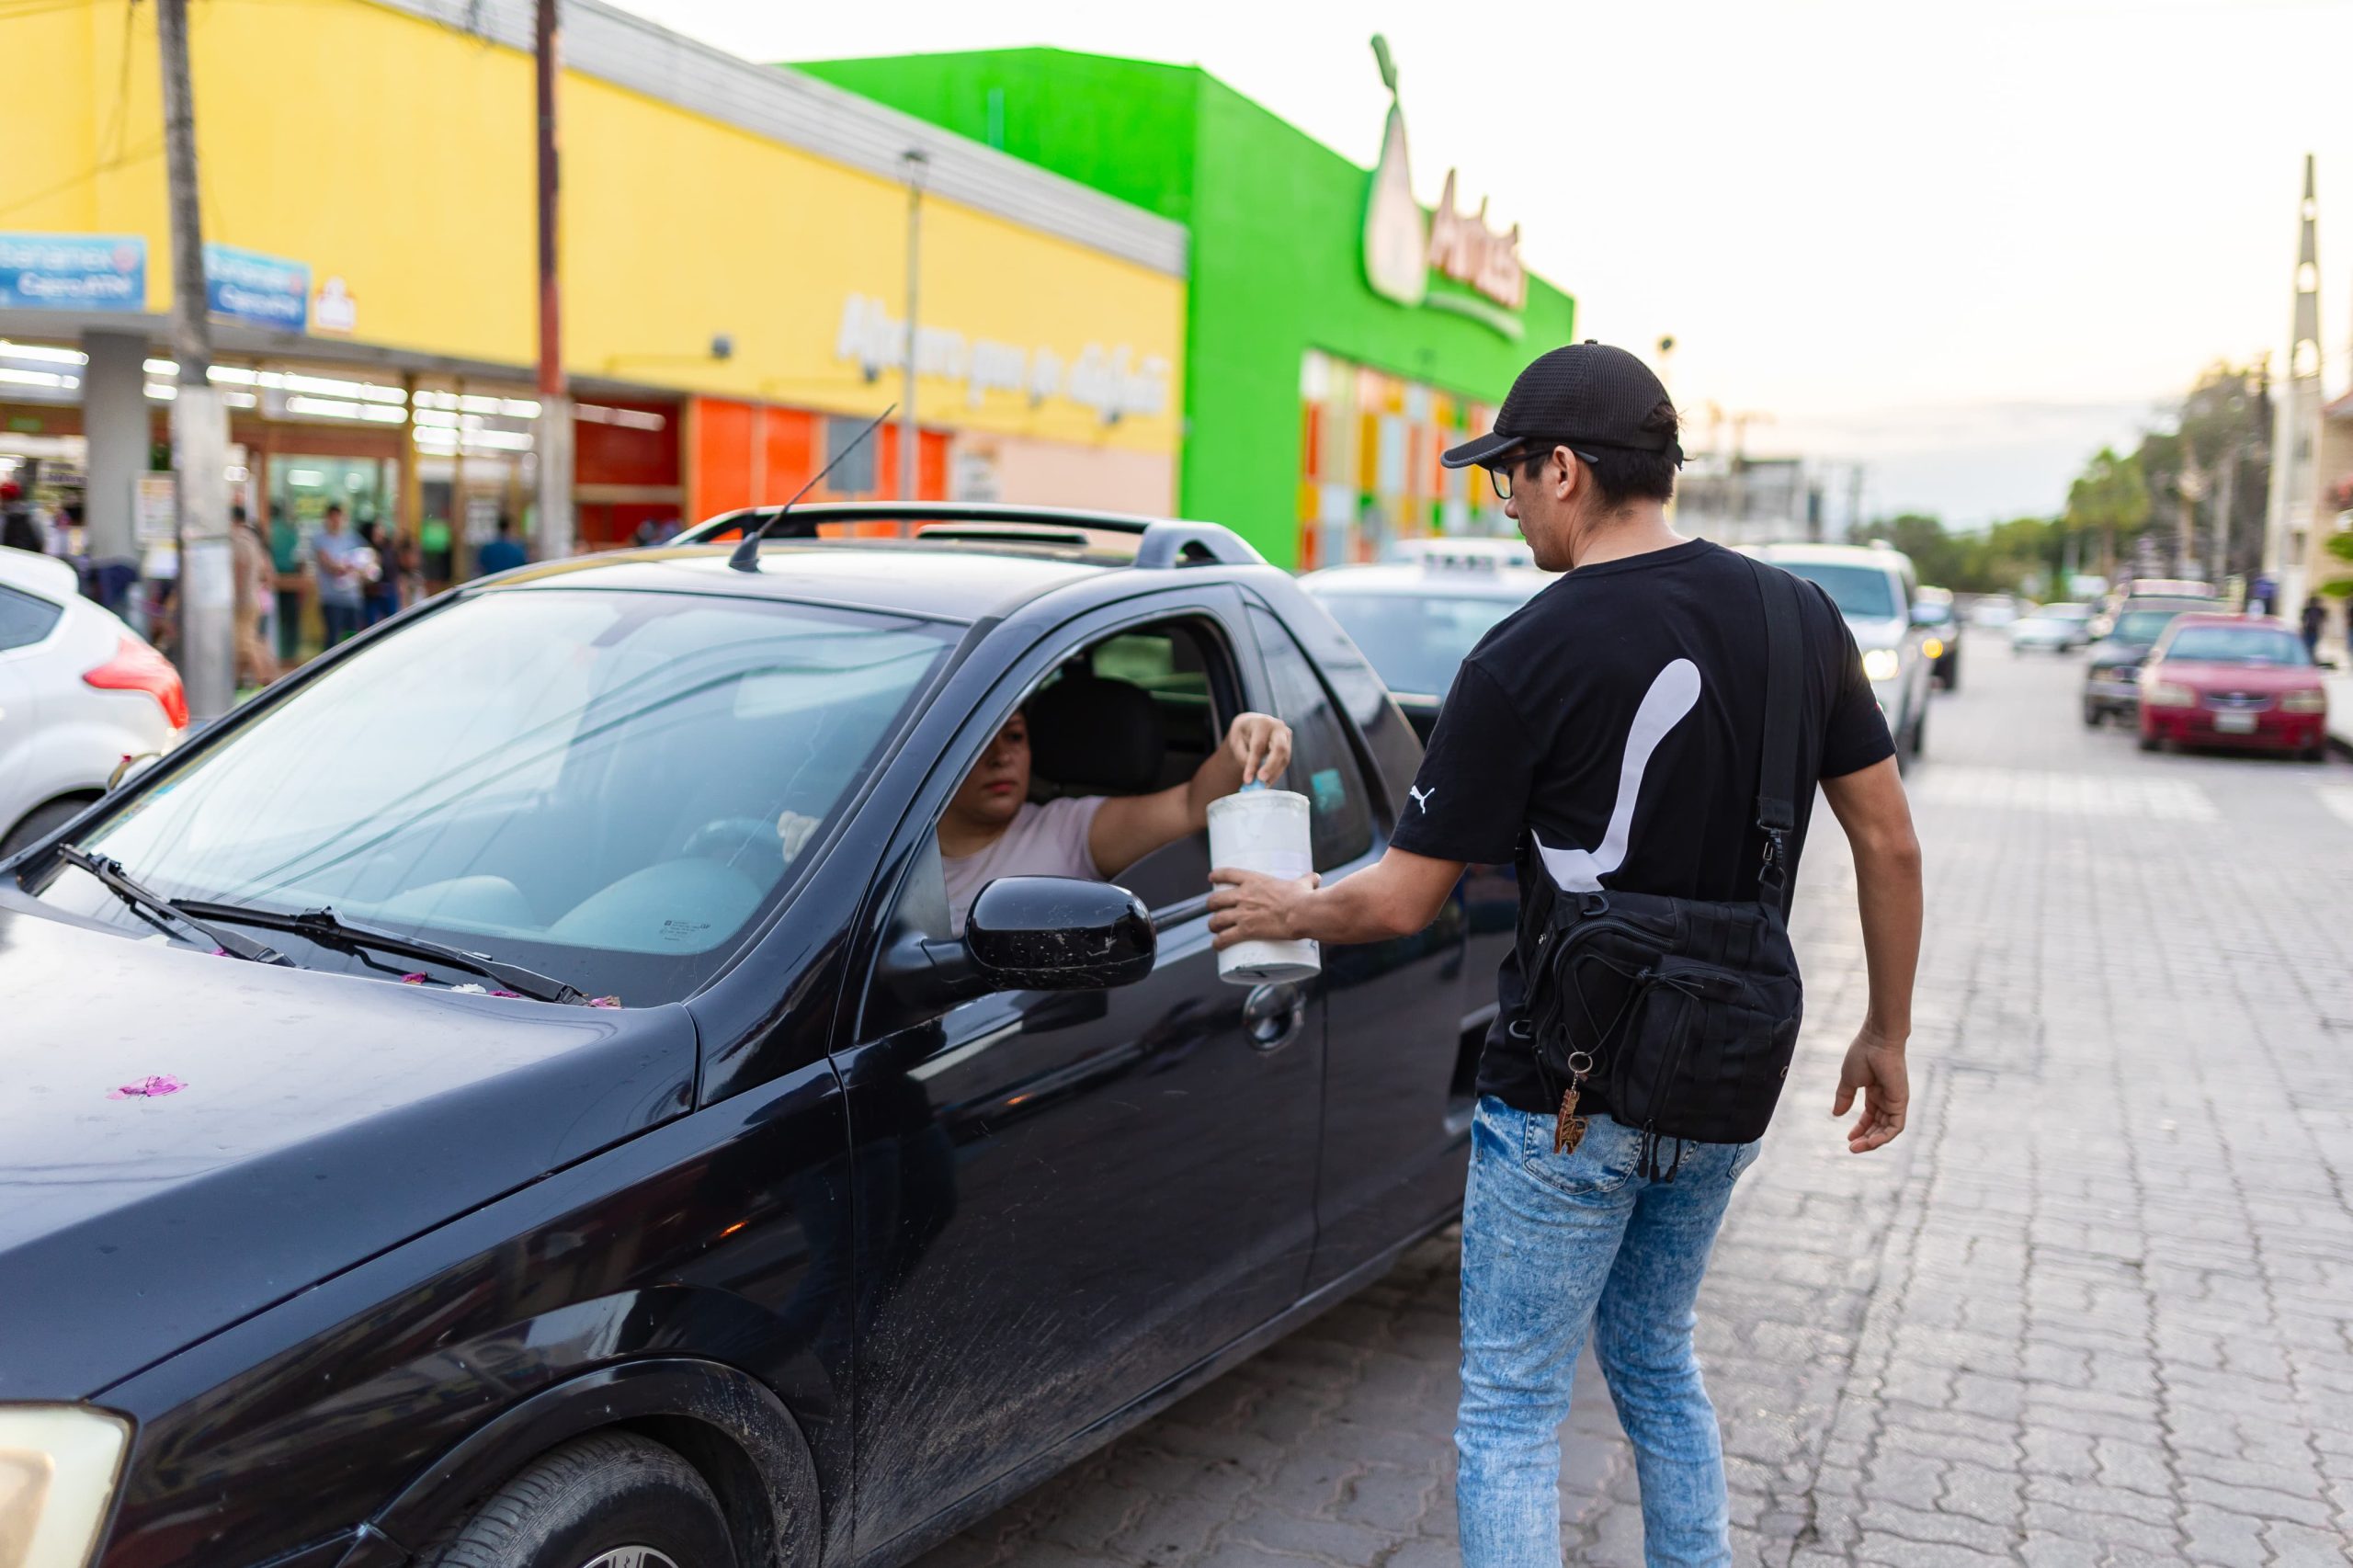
left=2303, top=744, right=2329, bottom=764
left=0, top=795, right=96, bottom=859
left=2138, top=731, right=2161, bottom=753
left=1910, top=700, right=1927, bottom=760
left=415, top=1433, right=737, bottom=1568
left=2082, top=702, right=2102, bottom=728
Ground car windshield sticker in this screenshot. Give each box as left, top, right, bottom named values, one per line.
left=1311, top=767, right=1347, bottom=817
left=1532, top=658, right=1700, bottom=892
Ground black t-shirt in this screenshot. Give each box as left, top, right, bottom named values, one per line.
left=1388, top=538, right=1895, bottom=1117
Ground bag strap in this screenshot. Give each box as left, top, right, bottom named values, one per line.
left=1745, top=557, right=1803, bottom=915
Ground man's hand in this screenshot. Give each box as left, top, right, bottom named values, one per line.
left=1223, top=712, right=1292, bottom=787
left=1207, top=867, right=1319, bottom=948
left=1833, top=1028, right=1909, bottom=1153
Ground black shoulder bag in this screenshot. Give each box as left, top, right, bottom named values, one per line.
left=1517, top=557, right=1807, bottom=1176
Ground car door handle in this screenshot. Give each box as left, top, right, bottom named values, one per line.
left=1242, top=982, right=1305, bottom=1052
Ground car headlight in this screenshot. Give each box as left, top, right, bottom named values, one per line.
left=2143, top=680, right=2197, bottom=708
left=0, top=1406, right=131, bottom=1568
left=1861, top=648, right=1902, bottom=682
left=1922, top=637, right=1945, bottom=660
left=2282, top=688, right=2327, bottom=713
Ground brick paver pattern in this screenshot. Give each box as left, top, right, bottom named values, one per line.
left=918, top=650, right=2353, bottom=1567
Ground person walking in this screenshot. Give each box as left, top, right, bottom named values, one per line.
left=1, top=481, right=44, bottom=554
left=2300, top=597, right=2326, bottom=661
left=476, top=513, right=528, bottom=576
left=359, top=520, right=404, bottom=626
left=1208, top=342, right=1924, bottom=1568
left=268, top=504, right=306, bottom=662
left=311, top=503, right=366, bottom=648
left=228, top=504, right=278, bottom=689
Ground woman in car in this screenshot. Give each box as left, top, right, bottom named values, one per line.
left=939, top=704, right=1292, bottom=933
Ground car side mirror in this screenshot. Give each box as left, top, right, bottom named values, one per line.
left=966, top=877, right=1155, bottom=990
left=881, top=876, right=1156, bottom=1013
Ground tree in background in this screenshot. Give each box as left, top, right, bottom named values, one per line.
left=2135, top=362, right=2271, bottom=582
left=2064, top=447, right=2151, bottom=580
left=1844, top=511, right=2065, bottom=596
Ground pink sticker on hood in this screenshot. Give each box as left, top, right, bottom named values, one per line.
left=108, top=1074, right=187, bottom=1099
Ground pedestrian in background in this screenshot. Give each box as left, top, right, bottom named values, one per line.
left=1, top=482, right=43, bottom=554
left=476, top=513, right=528, bottom=576
left=311, top=503, right=365, bottom=648
left=360, top=520, right=404, bottom=626
left=1208, top=343, right=1924, bottom=1568
left=269, top=504, right=305, bottom=662
left=229, top=504, right=277, bottom=689
left=2300, top=597, right=2325, bottom=661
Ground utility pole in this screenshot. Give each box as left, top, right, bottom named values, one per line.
left=900, top=149, right=928, bottom=508
left=157, top=0, right=233, bottom=720
left=533, top=0, right=574, bottom=559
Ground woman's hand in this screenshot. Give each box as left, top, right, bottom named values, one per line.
left=1224, top=712, right=1293, bottom=787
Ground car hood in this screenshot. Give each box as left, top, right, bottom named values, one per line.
left=2087, top=639, right=2153, bottom=666
left=2150, top=661, right=2323, bottom=694
left=0, top=895, right=698, bottom=1400
left=1847, top=617, right=1905, bottom=652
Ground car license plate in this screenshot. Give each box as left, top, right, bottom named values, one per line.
left=2214, top=711, right=2256, bottom=734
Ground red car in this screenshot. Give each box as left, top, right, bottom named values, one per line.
left=2137, top=613, right=2330, bottom=760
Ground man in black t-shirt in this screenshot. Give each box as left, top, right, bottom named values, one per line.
left=1211, top=343, right=1923, bottom=1567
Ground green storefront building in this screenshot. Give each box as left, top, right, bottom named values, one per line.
left=798, top=46, right=1577, bottom=571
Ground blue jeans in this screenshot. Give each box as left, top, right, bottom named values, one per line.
left=321, top=599, right=361, bottom=647
left=1457, top=1099, right=1760, bottom=1568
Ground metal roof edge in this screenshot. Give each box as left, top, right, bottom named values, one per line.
left=362, top=0, right=1189, bottom=278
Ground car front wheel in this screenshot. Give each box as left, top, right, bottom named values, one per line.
left=417, top=1433, right=736, bottom=1568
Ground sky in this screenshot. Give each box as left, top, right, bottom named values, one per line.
left=623, top=0, right=2353, bottom=529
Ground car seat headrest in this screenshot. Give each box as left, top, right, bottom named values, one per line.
left=1027, top=667, right=1165, bottom=795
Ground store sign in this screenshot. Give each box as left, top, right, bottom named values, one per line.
left=313, top=276, right=358, bottom=335
left=0, top=233, right=146, bottom=312
left=204, top=244, right=310, bottom=332
left=1360, top=39, right=1527, bottom=329
left=834, top=293, right=1171, bottom=423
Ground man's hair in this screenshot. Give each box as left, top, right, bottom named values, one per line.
left=496, top=515, right=515, bottom=536
left=230, top=504, right=247, bottom=524
left=324, top=502, right=345, bottom=517
left=1527, top=401, right=1682, bottom=508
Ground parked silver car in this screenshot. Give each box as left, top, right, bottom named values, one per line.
left=1752, top=542, right=1935, bottom=765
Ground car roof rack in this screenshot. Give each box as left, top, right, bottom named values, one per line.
left=676, top=503, right=1264, bottom=571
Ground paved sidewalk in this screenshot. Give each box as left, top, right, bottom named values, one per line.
left=921, top=650, right=2353, bottom=1567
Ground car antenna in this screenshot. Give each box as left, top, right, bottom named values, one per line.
left=728, top=403, right=897, bottom=573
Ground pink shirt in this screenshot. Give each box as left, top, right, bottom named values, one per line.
left=943, top=796, right=1107, bottom=935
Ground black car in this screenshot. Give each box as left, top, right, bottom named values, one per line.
left=2082, top=597, right=2218, bottom=725
left=0, top=506, right=1506, bottom=1568
left=1912, top=589, right=1960, bottom=691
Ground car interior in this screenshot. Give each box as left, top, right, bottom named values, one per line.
left=991, top=619, right=1234, bottom=916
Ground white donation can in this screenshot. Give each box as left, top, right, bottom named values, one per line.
left=1206, top=788, right=1322, bottom=985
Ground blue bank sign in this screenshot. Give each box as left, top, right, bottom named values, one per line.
left=204, top=244, right=309, bottom=332
left=0, top=233, right=147, bottom=312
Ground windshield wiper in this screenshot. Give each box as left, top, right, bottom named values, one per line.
left=175, top=900, right=586, bottom=1005
left=56, top=845, right=294, bottom=966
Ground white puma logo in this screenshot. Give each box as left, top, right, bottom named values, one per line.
left=1409, top=785, right=1435, bottom=814
left=1533, top=659, right=1701, bottom=892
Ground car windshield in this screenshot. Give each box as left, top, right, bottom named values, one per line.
left=1776, top=562, right=1900, bottom=620
left=1313, top=589, right=1527, bottom=696
left=2162, top=626, right=2310, bottom=666
left=2112, top=605, right=2200, bottom=643
left=1913, top=599, right=1953, bottom=625
left=28, top=588, right=953, bottom=1003
left=2042, top=604, right=2091, bottom=621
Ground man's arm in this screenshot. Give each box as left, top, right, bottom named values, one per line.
left=1208, top=846, right=1463, bottom=948
left=1820, top=756, right=1922, bottom=1153
left=1090, top=713, right=1291, bottom=878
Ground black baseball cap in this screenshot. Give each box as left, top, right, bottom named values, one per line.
left=1441, top=341, right=1682, bottom=470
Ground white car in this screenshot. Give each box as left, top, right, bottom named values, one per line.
left=1752, top=541, right=1934, bottom=765
left=0, top=547, right=187, bottom=855
left=1304, top=547, right=1552, bottom=739
left=2009, top=602, right=2094, bottom=653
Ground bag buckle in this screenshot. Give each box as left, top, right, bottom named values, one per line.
left=1758, top=828, right=1789, bottom=890
left=1576, top=891, right=1609, bottom=918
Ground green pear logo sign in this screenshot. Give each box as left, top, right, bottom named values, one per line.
left=1362, top=34, right=1428, bottom=309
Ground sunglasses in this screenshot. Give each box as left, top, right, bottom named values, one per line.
left=1483, top=439, right=1600, bottom=501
